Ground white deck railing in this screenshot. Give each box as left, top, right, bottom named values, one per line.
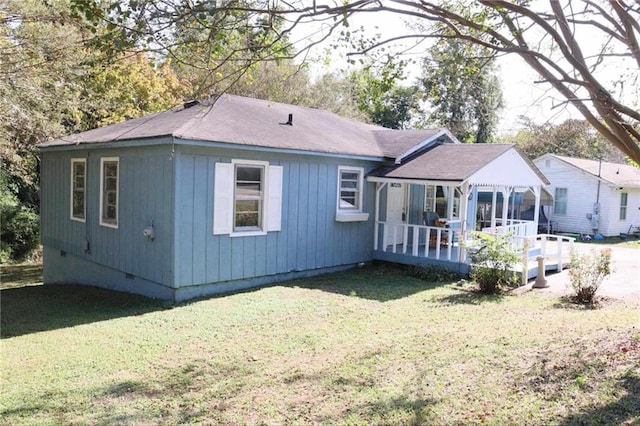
left=375, top=221, right=457, bottom=261
left=482, top=219, right=537, bottom=240
left=515, top=234, right=576, bottom=285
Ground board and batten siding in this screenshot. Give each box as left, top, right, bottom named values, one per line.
left=40, top=145, right=175, bottom=289
left=173, top=145, right=375, bottom=289
left=535, top=157, right=639, bottom=236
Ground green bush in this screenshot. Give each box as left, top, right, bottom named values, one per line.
left=408, top=264, right=461, bottom=282
left=466, top=231, right=521, bottom=294
left=1, top=180, right=39, bottom=263
left=568, top=248, right=612, bottom=305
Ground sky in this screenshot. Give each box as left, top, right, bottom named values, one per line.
left=287, top=6, right=610, bottom=136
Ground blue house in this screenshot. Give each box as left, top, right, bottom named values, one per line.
left=40, top=94, right=549, bottom=301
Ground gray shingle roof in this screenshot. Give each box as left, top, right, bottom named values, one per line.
left=41, top=94, right=445, bottom=159
left=549, top=155, right=640, bottom=187
left=368, top=143, right=515, bottom=181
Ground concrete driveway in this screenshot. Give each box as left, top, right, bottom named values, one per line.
left=534, top=242, right=640, bottom=302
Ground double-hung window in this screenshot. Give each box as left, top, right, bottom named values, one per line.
left=234, top=164, right=265, bottom=231
left=70, top=158, right=86, bottom=221
left=620, top=192, right=628, bottom=220
left=213, top=160, right=283, bottom=236
left=554, top=188, right=567, bottom=215
left=100, top=157, right=119, bottom=228
left=336, top=166, right=369, bottom=222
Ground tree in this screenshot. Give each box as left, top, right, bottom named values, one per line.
left=72, top=0, right=640, bottom=162
left=421, top=33, right=502, bottom=142
left=0, top=0, right=186, bottom=260
left=504, top=118, right=626, bottom=163
left=349, top=57, right=421, bottom=129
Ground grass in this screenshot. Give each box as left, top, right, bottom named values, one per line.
left=1, top=263, right=639, bottom=425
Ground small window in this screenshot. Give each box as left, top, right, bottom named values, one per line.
left=554, top=188, right=567, bottom=215
left=338, top=167, right=364, bottom=211
left=620, top=192, right=628, bottom=220
left=234, top=163, right=265, bottom=231
left=336, top=166, right=369, bottom=222
left=70, top=158, right=86, bottom=221
left=100, top=157, right=119, bottom=228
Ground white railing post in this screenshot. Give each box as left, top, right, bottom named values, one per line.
left=403, top=225, right=409, bottom=254
left=425, top=229, right=431, bottom=258
left=556, top=237, right=563, bottom=271
left=412, top=227, right=419, bottom=256
left=435, top=229, right=442, bottom=259
left=392, top=225, right=397, bottom=253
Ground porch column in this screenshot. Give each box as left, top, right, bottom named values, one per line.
left=533, top=186, right=541, bottom=234
left=501, top=186, right=512, bottom=232
left=458, top=182, right=470, bottom=262
left=490, top=187, right=498, bottom=228
left=374, top=182, right=387, bottom=250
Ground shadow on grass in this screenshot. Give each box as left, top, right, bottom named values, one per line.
left=286, top=263, right=450, bottom=302
left=559, top=373, right=640, bottom=425
left=1, top=359, right=245, bottom=425
left=1, top=263, right=43, bottom=289
left=430, top=289, right=505, bottom=305
left=1, top=284, right=168, bottom=338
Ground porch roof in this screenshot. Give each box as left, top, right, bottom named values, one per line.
left=368, top=143, right=511, bottom=182
left=368, top=143, right=549, bottom=187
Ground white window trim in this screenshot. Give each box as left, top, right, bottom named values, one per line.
left=230, top=159, right=269, bottom=237
left=70, top=158, right=86, bottom=222
left=336, top=166, right=369, bottom=222
left=99, top=157, right=119, bottom=229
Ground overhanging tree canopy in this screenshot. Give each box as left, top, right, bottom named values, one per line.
left=73, top=0, right=640, bottom=162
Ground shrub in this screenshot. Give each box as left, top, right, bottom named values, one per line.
left=408, top=264, right=461, bottom=282
left=466, top=231, right=521, bottom=294
left=568, top=249, right=612, bottom=304
left=1, top=179, right=39, bottom=263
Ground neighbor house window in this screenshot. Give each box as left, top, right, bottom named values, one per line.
left=554, top=188, right=567, bottom=215
left=212, top=160, right=283, bottom=236
left=620, top=192, right=628, bottom=220
left=335, top=166, right=369, bottom=222
left=234, top=163, right=265, bottom=231
left=100, top=157, right=119, bottom=228
left=70, top=158, right=86, bottom=221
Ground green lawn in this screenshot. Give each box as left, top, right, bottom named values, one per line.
left=1, top=263, right=639, bottom=425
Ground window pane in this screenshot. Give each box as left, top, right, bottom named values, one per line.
left=338, top=169, right=362, bottom=211
left=75, top=176, right=84, bottom=190
left=74, top=162, right=85, bottom=177
left=620, top=193, right=628, bottom=220
left=236, top=166, right=262, bottom=182
left=554, top=188, right=567, bottom=215
left=72, top=193, right=84, bottom=217
left=71, top=161, right=85, bottom=220
left=101, top=160, right=118, bottom=226
left=341, top=172, right=359, bottom=181
left=234, top=165, right=264, bottom=230
left=340, top=180, right=358, bottom=190
left=236, top=182, right=262, bottom=198
left=104, top=162, right=117, bottom=177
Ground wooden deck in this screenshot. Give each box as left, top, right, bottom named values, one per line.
left=373, top=236, right=574, bottom=283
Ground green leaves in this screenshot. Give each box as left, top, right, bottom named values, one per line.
left=421, top=29, right=503, bottom=143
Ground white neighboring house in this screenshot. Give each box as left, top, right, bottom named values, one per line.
left=534, top=154, right=640, bottom=236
